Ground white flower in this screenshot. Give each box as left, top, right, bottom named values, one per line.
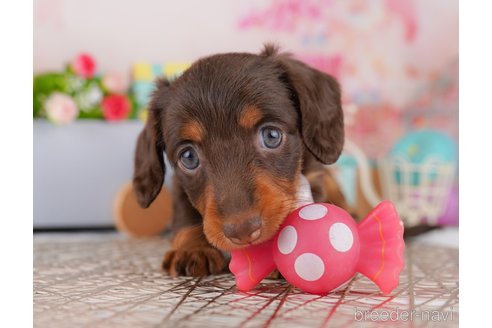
left=44, top=92, right=79, bottom=125
left=67, top=76, right=84, bottom=93
left=76, top=84, right=103, bottom=112
left=86, top=85, right=103, bottom=104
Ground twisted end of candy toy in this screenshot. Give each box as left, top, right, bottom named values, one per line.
left=229, top=239, right=276, bottom=291
left=356, top=201, right=405, bottom=294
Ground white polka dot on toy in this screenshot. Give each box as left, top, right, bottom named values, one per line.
left=277, top=225, right=297, bottom=255
left=299, top=204, right=328, bottom=221
left=329, top=222, right=353, bottom=252
left=294, top=253, right=325, bottom=281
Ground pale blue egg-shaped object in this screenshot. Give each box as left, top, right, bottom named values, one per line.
left=389, top=130, right=457, bottom=185
left=390, top=130, right=457, bottom=164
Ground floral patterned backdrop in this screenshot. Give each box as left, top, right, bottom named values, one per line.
left=237, top=0, right=458, bottom=157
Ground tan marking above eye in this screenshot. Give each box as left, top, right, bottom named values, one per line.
left=239, top=105, right=263, bottom=129
left=180, top=120, right=205, bottom=143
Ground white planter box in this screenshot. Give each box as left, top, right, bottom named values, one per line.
left=34, top=120, right=172, bottom=228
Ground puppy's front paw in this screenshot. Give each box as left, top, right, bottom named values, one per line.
left=162, top=247, right=227, bottom=277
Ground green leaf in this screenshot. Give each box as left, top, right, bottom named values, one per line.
left=33, top=72, right=70, bottom=118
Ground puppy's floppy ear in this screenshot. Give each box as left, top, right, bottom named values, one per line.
left=262, top=44, right=344, bottom=164
left=133, top=78, right=170, bottom=208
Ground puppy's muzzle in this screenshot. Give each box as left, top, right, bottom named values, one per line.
left=223, top=216, right=262, bottom=245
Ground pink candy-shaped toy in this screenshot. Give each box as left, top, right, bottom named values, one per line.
left=230, top=201, right=405, bottom=295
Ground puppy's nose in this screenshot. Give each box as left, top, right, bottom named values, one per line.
left=224, top=217, right=262, bottom=245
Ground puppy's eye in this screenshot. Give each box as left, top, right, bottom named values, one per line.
left=179, top=147, right=200, bottom=170
left=260, top=126, right=283, bottom=149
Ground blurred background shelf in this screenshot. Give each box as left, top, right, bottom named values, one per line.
left=33, top=119, right=146, bottom=228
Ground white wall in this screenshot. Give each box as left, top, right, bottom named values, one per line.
left=34, top=0, right=298, bottom=73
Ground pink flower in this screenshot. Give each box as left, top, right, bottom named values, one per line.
left=72, top=53, right=96, bottom=78
left=102, top=94, right=131, bottom=121
left=44, top=92, right=79, bottom=125
left=102, top=71, right=129, bottom=94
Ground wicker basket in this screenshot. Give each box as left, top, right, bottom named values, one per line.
left=378, top=157, right=456, bottom=227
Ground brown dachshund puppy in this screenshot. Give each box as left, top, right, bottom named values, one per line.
left=133, top=44, right=351, bottom=277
